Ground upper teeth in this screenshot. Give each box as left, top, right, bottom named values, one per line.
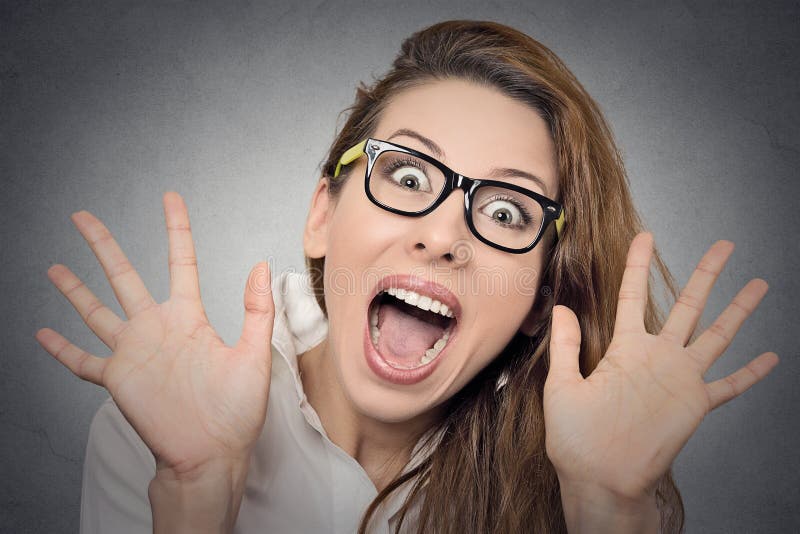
left=384, top=287, right=455, bottom=318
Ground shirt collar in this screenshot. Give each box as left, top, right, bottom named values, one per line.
left=270, top=269, right=328, bottom=402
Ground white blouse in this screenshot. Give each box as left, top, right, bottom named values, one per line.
left=79, top=270, right=431, bottom=534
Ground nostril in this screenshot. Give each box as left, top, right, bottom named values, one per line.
left=414, top=243, right=425, bottom=250
left=443, top=252, right=454, bottom=262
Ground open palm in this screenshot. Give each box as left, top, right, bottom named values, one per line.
left=543, top=232, right=779, bottom=501
left=35, top=192, right=275, bottom=477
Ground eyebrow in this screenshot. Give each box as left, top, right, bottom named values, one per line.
left=387, top=128, right=551, bottom=196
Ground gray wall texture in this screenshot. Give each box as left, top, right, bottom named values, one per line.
left=2, top=0, right=798, bottom=532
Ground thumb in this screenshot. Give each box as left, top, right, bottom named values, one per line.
left=235, top=262, right=275, bottom=360
left=547, top=305, right=583, bottom=385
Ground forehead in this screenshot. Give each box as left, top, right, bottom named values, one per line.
left=373, top=78, right=558, bottom=196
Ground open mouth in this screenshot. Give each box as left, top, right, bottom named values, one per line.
left=367, top=286, right=458, bottom=370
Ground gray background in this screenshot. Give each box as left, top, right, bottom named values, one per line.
left=2, top=0, right=798, bottom=532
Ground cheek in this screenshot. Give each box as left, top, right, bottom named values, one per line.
left=327, top=180, right=402, bottom=258
left=321, top=185, right=403, bottom=316
left=467, top=260, right=544, bottom=347
left=511, top=259, right=547, bottom=300
left=476, top=252, right=545, bottom=309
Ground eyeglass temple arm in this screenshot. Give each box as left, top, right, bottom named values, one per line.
left=554, top=208, right=565, bottom=239
left=333, top=140, right=367, bottom=178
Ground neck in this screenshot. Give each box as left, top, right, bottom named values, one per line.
left=297, top=337, right=439, bottom=492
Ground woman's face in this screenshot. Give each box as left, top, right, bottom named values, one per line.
left=305, top=78, right=558, bottom=423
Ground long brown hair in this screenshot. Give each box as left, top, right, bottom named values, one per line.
left=305, top=20, right=684, bottom=533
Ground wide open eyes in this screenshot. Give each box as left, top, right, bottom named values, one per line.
left=380, top=156, right=435, bottom=193
left=369, top=148, right=547, bottom=250
left=369, top=152, right=445, bottom=213
left=478, top=194, right=534, bottom=229
left=472, top=186, right=545, bottom=247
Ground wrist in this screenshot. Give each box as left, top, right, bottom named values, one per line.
left=149, top=457, right=252, bottom=534
left=559, top=478, right=660, bottom=534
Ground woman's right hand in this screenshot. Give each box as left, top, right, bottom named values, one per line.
left=35, top=192, right=275, bottom=481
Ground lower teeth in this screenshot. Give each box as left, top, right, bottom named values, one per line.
left=369, top=305, right=451, bottom=369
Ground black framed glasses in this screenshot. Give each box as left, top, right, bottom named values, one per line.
left=334, top=138, right=565, bottom=254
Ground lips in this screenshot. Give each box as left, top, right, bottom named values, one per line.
left=362, top=274, right=461, bottom=385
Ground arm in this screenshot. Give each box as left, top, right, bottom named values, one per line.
left=148, top=457, right=251, bottom=534
left=559, top=479, right=660, bottom=534
left=81, top=398, right=251, bottom=534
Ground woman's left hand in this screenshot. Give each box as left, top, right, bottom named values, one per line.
left=543, top=231, right=779, bottom=505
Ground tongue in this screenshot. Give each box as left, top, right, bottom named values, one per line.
left=377, top=301, right=443, bottom=362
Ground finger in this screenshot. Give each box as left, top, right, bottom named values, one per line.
left=687, top=278, right=769, bottom=373
left=163, top=192, right=202, bottom=301
left=234, top=262, right=275, bottom=363
left=35, top=328, right=107, bottom=386
left=71, top=210, right=157, bottom=318
left=47, top=264, right=126, bottom=350
left=705, top=352, right=779, bottom=411
left=660, top=240, right=734, bottom=346
left=613, top=232, right=653, bottom=336
left=547, top=305, right=583, bottom=385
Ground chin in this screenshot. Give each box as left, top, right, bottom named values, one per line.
left=335, top=351, right=442, bottom=424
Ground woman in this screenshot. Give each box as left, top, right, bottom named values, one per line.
left=35, top=20, right=779, bottom=533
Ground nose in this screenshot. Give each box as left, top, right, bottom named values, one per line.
left=405, top=189, right=474, bottom=267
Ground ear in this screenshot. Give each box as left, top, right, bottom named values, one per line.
left=303, top=177, right=332, bottom=259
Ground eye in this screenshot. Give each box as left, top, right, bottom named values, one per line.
left=383, top=158, right=433, bottom=193
left=480, top=195, right=533, bottom=228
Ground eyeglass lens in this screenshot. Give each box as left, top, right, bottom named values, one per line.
left=369, top=150, right=545, bottom=250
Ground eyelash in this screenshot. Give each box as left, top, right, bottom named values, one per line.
left=381, top=157, right=424, bottom=176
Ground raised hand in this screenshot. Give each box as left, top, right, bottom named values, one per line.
left=543, top=232, right=779, bottom=504
left=35, top=192, right=275, bottom=479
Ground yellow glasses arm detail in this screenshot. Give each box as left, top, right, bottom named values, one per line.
left=554, top=208, right=565, bottom=239
left=333, top=140, right=367, bottom=178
